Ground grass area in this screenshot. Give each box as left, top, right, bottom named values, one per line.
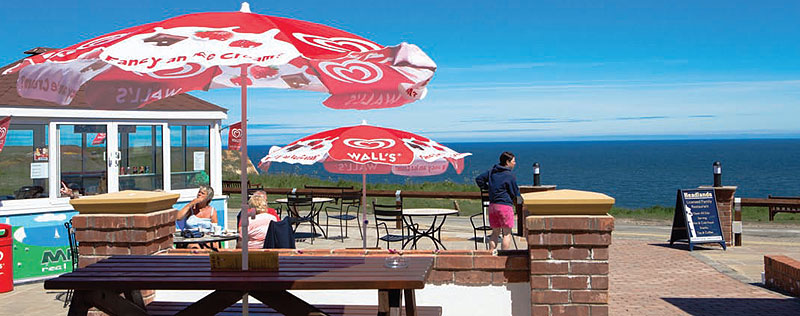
left=226, top=173, right=800, bottom=224
left=609, top=206, right=675, bottom=221
left=609, top=205, right=800, bottom=224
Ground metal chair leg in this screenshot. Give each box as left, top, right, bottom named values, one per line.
left=512, top=232, right=518, bottom=249
left=472, top=230, right=478, bottom=250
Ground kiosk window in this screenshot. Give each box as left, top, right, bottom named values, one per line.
left=0, top=124, right=49, bottom=200
left=170, top=125, right=210, bottom=190
left=118, top=125, right=163, bottom=191
left=59, top=124, right=107, bottom=196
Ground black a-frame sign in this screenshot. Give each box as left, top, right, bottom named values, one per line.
left=669, top=189, right=727, bottom=251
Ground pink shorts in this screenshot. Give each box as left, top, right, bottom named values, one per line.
left=488, top=203, right=515, bottom=228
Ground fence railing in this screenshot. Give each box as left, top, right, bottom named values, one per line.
left=253, top=185, right=557, bottom=236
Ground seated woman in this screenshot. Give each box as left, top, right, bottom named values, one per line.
left=238, top=191, right=279, bottom=249
left=177, top=185, right=218, bottom=232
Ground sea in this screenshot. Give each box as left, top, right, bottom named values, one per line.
left=245, top=139, right=800, bottom=209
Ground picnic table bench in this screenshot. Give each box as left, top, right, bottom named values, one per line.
left=44, top=255, right=437, bottom=316
left=146, top=302, right=442, bottom=315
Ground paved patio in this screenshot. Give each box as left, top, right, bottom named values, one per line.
left=1, top=216, right=798, bottom=316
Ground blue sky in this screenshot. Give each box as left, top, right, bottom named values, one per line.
left=2, top=1, right=799, bottom=145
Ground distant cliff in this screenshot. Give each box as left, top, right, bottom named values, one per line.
left=222, top=149, right=258, bottom=178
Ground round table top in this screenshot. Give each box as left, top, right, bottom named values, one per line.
left=402, top=208, right=459, bottom=216
left=274, top=197, right=334, bottom=204
left=173, top=232, right=239, bottom=244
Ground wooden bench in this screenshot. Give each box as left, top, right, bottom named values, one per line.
left=767, top=195, right=800, bottom=221
left=146, top=302, right=442, bottom=316
left=222, top=180, right=263, bottom=195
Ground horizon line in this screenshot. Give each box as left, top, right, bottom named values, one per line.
left=227, top=135, right=800, bottom=147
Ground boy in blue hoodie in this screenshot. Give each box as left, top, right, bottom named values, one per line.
left=475, top=152, right=521, bottom=251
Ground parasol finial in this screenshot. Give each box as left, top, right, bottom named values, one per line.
left=240, top=2, right=251, bottom=13
left=361, top=120, right=368, bottom=125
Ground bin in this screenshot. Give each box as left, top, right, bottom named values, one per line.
left=0, top=223, right=12, bottom=293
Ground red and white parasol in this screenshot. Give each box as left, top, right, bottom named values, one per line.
left=1, top=3, right=436, bottom=274
left=259, top=122, right=471, bottom=247
left=3, top=5, right=435, bottom=110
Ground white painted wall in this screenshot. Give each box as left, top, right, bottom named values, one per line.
left=155, top=283, right=531, bottom=316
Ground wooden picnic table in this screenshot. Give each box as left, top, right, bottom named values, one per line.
left=44, top=255, right=434, bottom=316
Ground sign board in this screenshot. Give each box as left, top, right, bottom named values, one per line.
left=669, top=189, right=727, bottom=251
left=30, top=162, right=48, bottom=179
left=193, top=151, right=206, bottom=171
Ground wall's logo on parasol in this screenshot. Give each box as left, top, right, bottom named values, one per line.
left=0, top=127, right=6, bottom=139
left=77, top=33, right=130, bottom=50
left=343, top=138, right=395, bottom=150
left=292, top=33, right=381, bottom=53
left=145, top=63, right=206, bottom=79
left=231, top=128, right=242, bottom=138
left=318, top=60, right=383, bottom=84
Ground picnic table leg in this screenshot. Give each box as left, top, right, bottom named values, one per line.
left=250, top=290, right=329, bottom=316
left=403, top=289, right=417, bottom=316
left=85, top=290, right=149, bottom=316
left=378, top=289, right=402, bottom=316
left=123, top=290, right=146, bottom=309
left=174, top=290, right=244, bottom=316
left=67, top=290, right=91, bottom=316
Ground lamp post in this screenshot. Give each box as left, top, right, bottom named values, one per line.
left=713, top=161, right=722, bottom=187
left=533, top=162, right=541, bottom=186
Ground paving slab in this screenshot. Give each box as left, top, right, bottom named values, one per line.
left=1, top=213, right=798, bottom=316
left=609, top=239, right=800, bottom=315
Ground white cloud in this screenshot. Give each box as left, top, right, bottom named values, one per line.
left=34, top=213, right=67, bottom=223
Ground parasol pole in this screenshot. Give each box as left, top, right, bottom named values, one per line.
left=362, top=173, right=367, bottom=248
left=239, top=63, right=250, bottom=316
left=239, top=63, right=250, bottom=268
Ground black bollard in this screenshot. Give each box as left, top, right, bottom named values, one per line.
left=533, top=162, right=541, bottom=186
left=713, top=161, right=722, bottom=187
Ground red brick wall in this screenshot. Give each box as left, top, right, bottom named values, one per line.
left=764, top=255, right=800, bottom=297
left=527, top=215, right=614, bottom=316
left=72, top=208, right=177, bottom=311
left=72, top=209, right=177, bottom=268
left=164, top=248, right=531, bottom=286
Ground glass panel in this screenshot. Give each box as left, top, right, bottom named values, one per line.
left=0, top=124, right=49, bottom=200
left=59, top=124, right=107, bottom=196
left=118, top=125, right=163, bottom=191
left=169, top=125, right=210, bottom=190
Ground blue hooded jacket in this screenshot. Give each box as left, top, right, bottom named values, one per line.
left=475, top=164, right=521, bottom=206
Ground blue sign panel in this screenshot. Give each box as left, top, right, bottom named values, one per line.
left=669, top=189, right=727, bottom=251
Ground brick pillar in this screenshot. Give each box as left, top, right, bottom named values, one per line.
left=518, top=186, right=557, bottom=238
left=71, top=208, right=177, bottom=307
left=527, top=215, right=614, bottom=316
left=699, top=186, right=737, bottom=246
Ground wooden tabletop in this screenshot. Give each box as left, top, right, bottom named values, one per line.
left=402, top=208, right=459, bottom=216
left=44, top=255, right=433, bottom=292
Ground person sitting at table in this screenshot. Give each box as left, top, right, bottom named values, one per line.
left=238, top=191, right=279, bottom=249
left=178, top=185, right=218, bottom=231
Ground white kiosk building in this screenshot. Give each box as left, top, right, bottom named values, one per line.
left=0, top=48, right=228, bottom=283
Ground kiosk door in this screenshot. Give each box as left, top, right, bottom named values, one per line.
left=56, top=124, right=109, bottom=197
left=114, top=124, right=165, bottom=191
